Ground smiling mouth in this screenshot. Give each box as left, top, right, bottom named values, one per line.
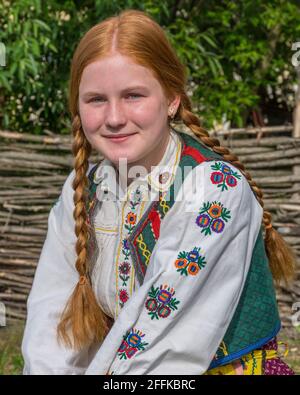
left=104, top=133, right=138, bottom=141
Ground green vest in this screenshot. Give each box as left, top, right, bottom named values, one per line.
left=87, top=131, right=281, bottom=369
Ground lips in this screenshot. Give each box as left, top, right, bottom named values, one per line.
left=103, top=133, right=137, bottom=142
left=104, top=133, right=137, bottom=138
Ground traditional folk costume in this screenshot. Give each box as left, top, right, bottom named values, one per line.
left=22, top=128, right=294, bottom=375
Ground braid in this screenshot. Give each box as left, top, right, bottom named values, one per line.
left=178, top=99, right=296, bottom=285
left=72, top=114, right=92, bottom=278
left=57, top=114, right=112, bottom=350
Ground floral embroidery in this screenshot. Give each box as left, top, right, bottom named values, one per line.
left=125, top=212, right=137, bottom=231
left=117, top=328, right=148, bottom=360
left=174, top=247, right=207, bottom=276
left=196, top=201, right=231, bottom=236
left=121, top=239, right=131, bottom=260
left=145, top=284, right=180, bottom=320
left=117, top=186, right=143, bottom=311
left=130, top=188, right=143, bottom=207
left=210, top=162, right=241, bottom=192
left=119, top=262, right=130, bottom=284
left=119, top=289, right=129, bottom=305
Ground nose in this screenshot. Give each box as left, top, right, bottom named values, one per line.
left=105, top=99, right=127, bottom=128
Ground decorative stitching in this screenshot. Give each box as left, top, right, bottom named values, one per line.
left=115, top=186, right=143, bottom=314
left=210, top=162, right=241, bottom=192
left=195, top=201, right=231, bottom=236
left=94, top=227, right=118, bottom=233
left=174, top=247, right=207, bottom=276
left=145, top=284, right=180, bottom=320
left=117, top=328, right=148, bottom=360
left=135, top=234, right=151, bottom=266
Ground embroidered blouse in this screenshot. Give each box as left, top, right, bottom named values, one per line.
left=21, top=129, right=263, bottom=375
left=91, top=130, right=182, bottom=320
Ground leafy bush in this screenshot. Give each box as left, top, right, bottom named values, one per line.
left=0, top=0, right=299, bottom=134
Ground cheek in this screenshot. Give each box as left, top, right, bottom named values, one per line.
left=131, top=98, right=165, bottom=125
left=79, top=104, right=103, bottom=133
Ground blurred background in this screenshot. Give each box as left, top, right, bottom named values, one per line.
left=0, top=0, right=300, bottom=374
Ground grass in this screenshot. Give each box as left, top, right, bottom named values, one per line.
left=0, top=321, right=299, bottom=375
left=0, top=321, right=25, bottom=375
left=277, top=327, right=300, bottom=374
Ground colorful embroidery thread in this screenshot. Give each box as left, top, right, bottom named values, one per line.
left=196, top=201, right=231, bottom=236
left=145, top=284, right=180, bottom=320
left=118, top=186, right=142, bottom=309
left=117, top=328, right=148, bottom=360
left=210, top=162, right=241, bottom=192
left=174, top=247, right=207, bottom=276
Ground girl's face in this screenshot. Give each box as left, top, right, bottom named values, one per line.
left=78, top=53, right=179, bottom=173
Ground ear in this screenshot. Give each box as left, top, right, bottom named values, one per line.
left=168, top=95, right=181, bottom=113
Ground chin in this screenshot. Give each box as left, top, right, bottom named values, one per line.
left=107, top=149, right=140, bottom=164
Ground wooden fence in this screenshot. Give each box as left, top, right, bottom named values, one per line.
left=0, top=125, right=299, bottom=329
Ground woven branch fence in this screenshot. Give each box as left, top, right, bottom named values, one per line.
left=0, top=125, right=299, bottom=330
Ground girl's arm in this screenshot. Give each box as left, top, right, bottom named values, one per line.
left=86, top=160, right=263, bottom=375
left=21, top=166, right=99, bottom=375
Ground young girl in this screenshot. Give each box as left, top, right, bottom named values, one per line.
left=21, top=9, right=296, bottom=375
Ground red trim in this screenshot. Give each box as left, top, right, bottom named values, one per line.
left=182, top=143, right=207, bottom=163
left=149, top=210, right=161, bottom=240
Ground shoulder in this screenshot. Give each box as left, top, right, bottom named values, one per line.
left=175, top=159, right=262, bottom=219
left=60, top=162, right=97, bottom=196
left=189, top=159, right=254, bottom=197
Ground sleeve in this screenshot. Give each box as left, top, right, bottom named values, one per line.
left=21, top=165, right=99, bottom=375
left=85, top=159, right=263, bottom=375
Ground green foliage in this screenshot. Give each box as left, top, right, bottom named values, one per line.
left=0, top=0, right=299, bottom=134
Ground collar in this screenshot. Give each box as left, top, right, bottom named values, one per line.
left=93, top=128, right=182, bottom=202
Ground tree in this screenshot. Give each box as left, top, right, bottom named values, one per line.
left=0, top=0, right=299, bottom=134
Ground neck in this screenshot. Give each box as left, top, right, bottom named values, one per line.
left=115, top=130, right=171, bottom=189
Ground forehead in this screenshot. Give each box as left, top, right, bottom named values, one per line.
left=79, top=53, right=162, bottom=94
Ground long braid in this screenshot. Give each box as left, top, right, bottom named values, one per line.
left=177, top=96, right=296, bottom=285
left=57, top=114, right=111, bottom=350
left=72, top=114, right=91, bottom=280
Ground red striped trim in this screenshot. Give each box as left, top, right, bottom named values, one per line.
left=181, top=143, right=207, bottom=163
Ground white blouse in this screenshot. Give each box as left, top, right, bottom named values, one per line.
left=91, top=130, right=182, bottom=320
left=21, top=130, right=263, bottom=375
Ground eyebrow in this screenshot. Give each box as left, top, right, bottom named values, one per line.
left=82, top=85, right=149, bottom=98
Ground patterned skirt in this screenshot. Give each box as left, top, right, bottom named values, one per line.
left=205, top=337, right=295, bottom=375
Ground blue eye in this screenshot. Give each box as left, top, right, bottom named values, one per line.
left=126, top=94, right=142, bottom=99
left=89, top=94, right=142, bottom=103
left=90, top=97, right=105, bottom=102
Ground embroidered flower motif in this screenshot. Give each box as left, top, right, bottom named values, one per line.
left=196, top=201, right=231, bottom=236
left=126, top=212, right=137, bottom=224
left=129, top=186, right=143, bottom=209
left=117, top=328, right=148, bottom=360
left=210, top=162, right=241, bottom=192
left=125, top=212, right=137, bottom=231
left=145, top=284, right=180, bottom=320
left=207, top=203, right=222, bottom=218
left=121, top=238, right=131, bottom=258
left=117, top=186, right=142, bottom=312
left=119, top=262, right=130, bottom=275
left=174, top=247, right=207, bottom=276
left=119, top=262, right=130, bottom=286
left=119, top=289, right=129, bottom=305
